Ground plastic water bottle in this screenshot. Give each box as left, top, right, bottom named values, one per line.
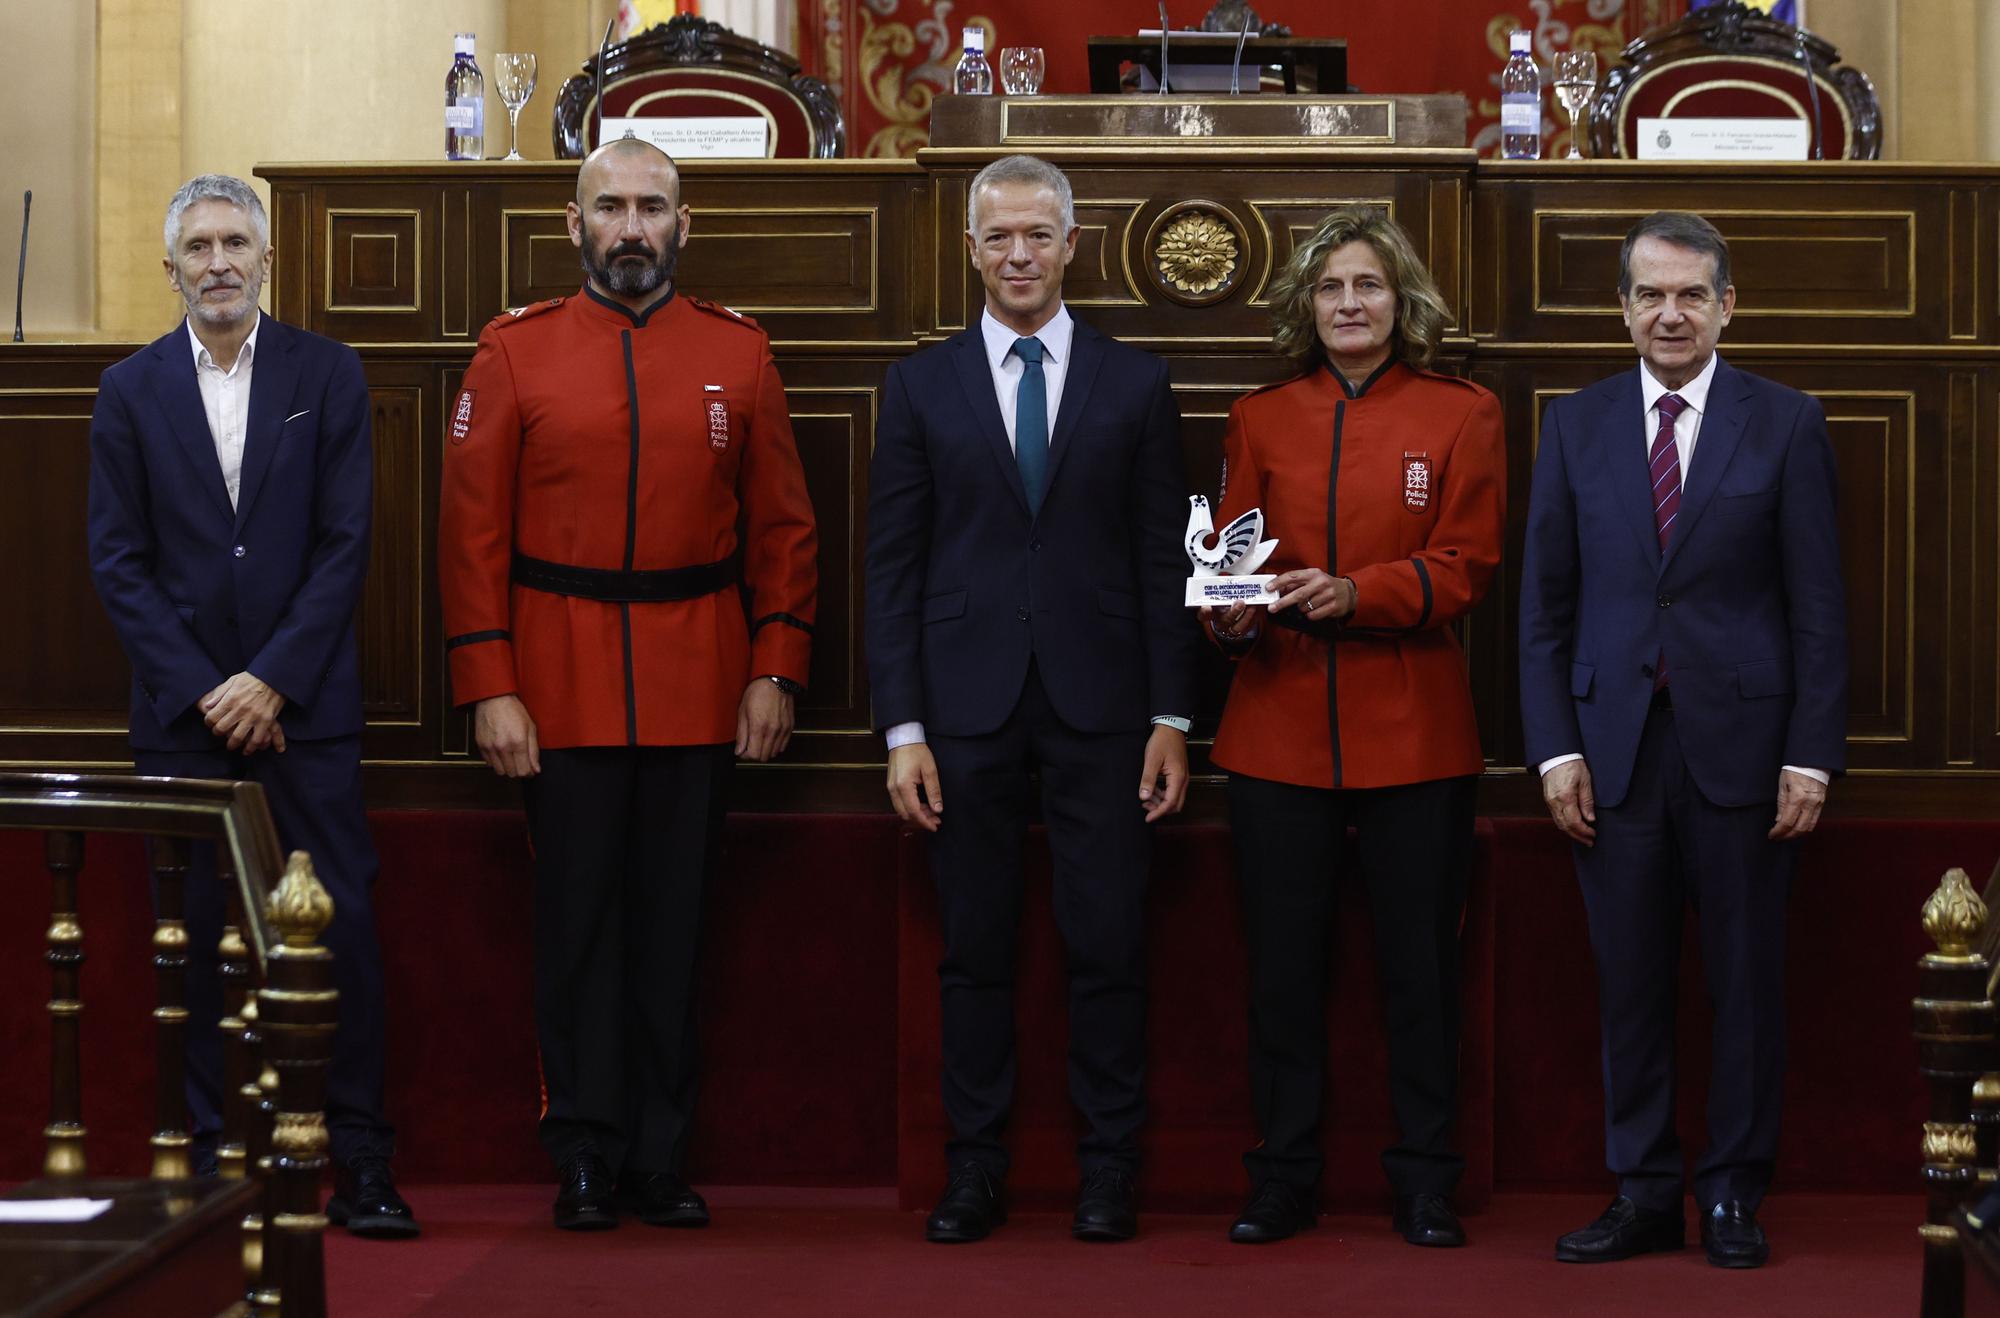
left=445, top=33, right=485, bottom=161
left=1501, top=30, right=1541, bottom=160
left=954, top=28, right=993, bottom=95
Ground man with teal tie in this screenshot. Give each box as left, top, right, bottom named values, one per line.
left=865, top=154, right=1198, bottom=1243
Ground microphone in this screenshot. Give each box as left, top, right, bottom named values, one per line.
left=1157, top=2, right=1171, bottom=95
left=1229, top=7, right=1253, bottom=94
left=594, top=18, right=615, bottom=149
left=1795, top=28, right=1824, bottom=160
left=12, top=190, right=27, bottom=344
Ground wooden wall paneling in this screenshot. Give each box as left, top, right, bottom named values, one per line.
left=1477, top=162, right=1970, bottom=349
left=0, top=353, right=131, bottom=765
left=0, top=158, right=1930, bottom=815
left=312, top=183, right=442, bottom=346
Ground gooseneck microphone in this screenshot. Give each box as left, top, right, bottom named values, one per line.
left=594, top=18, right=615, bottom=148
left=11, top=190, right=26, bottom=343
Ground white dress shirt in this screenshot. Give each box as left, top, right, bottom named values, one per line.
left=980, top=303, right=1073, bottom=451
left=885, top=303, right=1185, bottom=750
left=1537, top=353, right=1827, bottom=786
left=187, top=312, right=260, bottom=510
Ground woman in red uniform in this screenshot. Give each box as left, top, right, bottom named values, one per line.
left=1204, top=208, right=1505, bottom=1248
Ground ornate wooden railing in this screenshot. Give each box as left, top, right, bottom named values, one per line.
left=1, top=771, right=336, bottom=1317
left=1915, top=861, right=2000, bottom=1318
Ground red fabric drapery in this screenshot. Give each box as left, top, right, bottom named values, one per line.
left=797, top=0, right=1686, bottom=157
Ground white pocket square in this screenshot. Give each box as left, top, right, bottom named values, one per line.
left=284, top=409, right=311, bottom=424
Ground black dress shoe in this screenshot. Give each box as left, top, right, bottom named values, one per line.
left=630, top=1172, right=710, bottom=1228
left=1072, top=1167, right=1137, bottom=1242
left=553, top=1150, right=619, bottom=1231
left=1229, top=1181, right=1317, bottom=1244
left=1555, top=1196, right=1684, bottom=1263
left=1701, top=1201, right=1769, bottom=1269
left=1393, top=1192, right=1466, bottom=1248
left=326, top=1155, right=421, bottom=1240
left=926, top=1165, right=1005, bottom=1243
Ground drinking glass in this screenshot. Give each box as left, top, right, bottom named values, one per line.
left=495, top=52, right=539, bottom=161
left=1000, top=47, right=1046, bottom=95
left=1552, top=50, right=1598, bottom=160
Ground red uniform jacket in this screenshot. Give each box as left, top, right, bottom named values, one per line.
left=439, top=287, right=817, bottom=748
left=1209, top=360, right=1505, bottom=789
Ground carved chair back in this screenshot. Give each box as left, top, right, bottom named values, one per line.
left=553, top=15, right=845, bottom=160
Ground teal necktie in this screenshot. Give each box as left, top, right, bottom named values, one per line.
left=1012, top=336, right=1048, bottom=515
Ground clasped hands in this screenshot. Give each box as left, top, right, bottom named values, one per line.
left=473, top=679, right=796, bottom=779
left=200, top=672, right=286, bottom=754
left=885, top=723, right=1189, bottom=834
left=1200, top=568, right=1355, bottom=641
left=1541, top=759, right=1829, bottom=846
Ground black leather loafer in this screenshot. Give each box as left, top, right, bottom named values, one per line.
left=1555, top=1196, right=1684, bottom=1263
left=327, top=1155, right=420, bottom=1240
left=631, top=1172, right=710, bottom=1228
left=1072, top=1167, right=1137, bottom=1242
left=1393, top=1192, right=1466, bottom=1248
left=553, top=1150, right=619, bottom=1231
left=926, top=1165, right=1005, bottom=1243
left=1229, top=1181, right=1317, bottom=1244
left=1701, top=1200, right=1769, bottom=1268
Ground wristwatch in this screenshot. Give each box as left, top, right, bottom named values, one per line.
left=765, top=674, right=805, bottom=697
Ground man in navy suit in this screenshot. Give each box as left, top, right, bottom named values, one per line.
left=865, top=154, right=1198, bottom=1243
left=1519, top=211, right=1846, bottom=1269
left=87, top=175, right=414, bottom=1238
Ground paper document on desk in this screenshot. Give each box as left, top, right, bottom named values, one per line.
left=0, top=1198, right=113, bottom=1223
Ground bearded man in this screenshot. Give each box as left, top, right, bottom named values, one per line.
left=439, top=138, right=818, bottom=1230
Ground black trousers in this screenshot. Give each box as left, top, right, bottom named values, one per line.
left=136, top=736, right=392, bottom=1162
left=1577, top=700, right=1794, bottom=1214
left=522, top=744, right=732, bottom=1175
left=926, top=665, right=1153, bottom=1178
left=1227, top=771, right=1475, bottom=1199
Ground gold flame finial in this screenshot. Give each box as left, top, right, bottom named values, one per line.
left=1923, top=868, right=1986, bottom=957
left=268, top=851, right=334, bottom=948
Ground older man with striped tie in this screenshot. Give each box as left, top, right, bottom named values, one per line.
left=1518, top=210, right=1848, bottom=1270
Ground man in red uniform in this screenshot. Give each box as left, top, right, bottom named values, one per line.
left=439, top=138, right=817, bottom=1231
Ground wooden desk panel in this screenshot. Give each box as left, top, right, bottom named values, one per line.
left=1472, top=161, right=1995, bottom=348
left=2, top=158, right=1994, bottom=814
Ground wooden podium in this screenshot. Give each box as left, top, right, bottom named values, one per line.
left=0, top=122, right=1993, bottom=816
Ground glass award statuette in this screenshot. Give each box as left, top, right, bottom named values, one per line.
left=1184, top=495, right=1280, bottom=607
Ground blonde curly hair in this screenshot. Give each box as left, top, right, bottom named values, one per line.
left=1267, top=207, right=1448, bottom=372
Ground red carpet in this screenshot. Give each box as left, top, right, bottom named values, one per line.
left=326, top=1188, right=1918, bottom=1317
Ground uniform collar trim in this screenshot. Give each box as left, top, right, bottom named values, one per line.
left=1322, top=355, right=1398, bottom=400
left=583, top=281, right=676, bottom=327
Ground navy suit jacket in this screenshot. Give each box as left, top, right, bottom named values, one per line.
left=1518, top=356, right=1847, bottom=809
left=865, top=315, right=1197, bottom=738
left=88, top=316, right=374, bottom=752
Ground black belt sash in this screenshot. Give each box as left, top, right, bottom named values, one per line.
left=511, top=551, right=739, bottom=603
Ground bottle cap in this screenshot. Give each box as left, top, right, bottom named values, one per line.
left=962, top=26, right=984, bottom=52
left=455, top=33, right=476, bottom=56
left=1509, top=30, right=1531, bottom=54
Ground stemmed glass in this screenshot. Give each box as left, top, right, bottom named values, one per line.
left=495, top=52, right=539, bottom=161
left=1000, top=47, right=1046, bottom=95
left=1552, top=50, right=1598, bottom=160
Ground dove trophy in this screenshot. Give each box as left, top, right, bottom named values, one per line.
left=1184, top=495, right=1280, bottom=606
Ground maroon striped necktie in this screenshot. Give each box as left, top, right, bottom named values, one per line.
left=1650, top=392, right=1687, bottom=552
left=1649, top=392, right=1686, bottom=690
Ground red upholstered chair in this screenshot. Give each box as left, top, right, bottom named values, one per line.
left=1588, top=0, right=1881, bottom=160
left=552, top=14, right=844, bottom=159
